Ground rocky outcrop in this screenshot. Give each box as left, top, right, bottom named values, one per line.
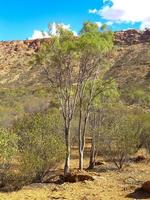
left=115, top=29, right=150, bottom=45
left=0, top=39, right=45, bottom=52
left=142, top=181, right=150, bottom=193
left=1, top=29, right=150, bottom=53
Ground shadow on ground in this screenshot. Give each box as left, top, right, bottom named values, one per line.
left=126, top=188, right=150, bottom=199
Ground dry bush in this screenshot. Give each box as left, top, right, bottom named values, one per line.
left=0, top=128, right=18, bottom=186
left=13, top=110, right=65, bottom=183
left=97, top=107, right=139, bottom=169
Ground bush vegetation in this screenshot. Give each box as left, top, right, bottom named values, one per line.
left=97, top=106, right=140, bottom=169
left=13, top=110, right=65, bottom=183
left=0, top=21, right=150, bottom=191
left=0, top=110, right=65, bottom=188
left=0, top=128, right=18, bottom=186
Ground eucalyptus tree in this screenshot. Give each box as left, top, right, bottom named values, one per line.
left=34, top=22, right=114, bottom=174
left=34, top=27, right=80, bottom=175
left=76, top=22, right=114, bottom=170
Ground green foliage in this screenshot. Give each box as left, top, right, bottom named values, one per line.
left=13, top=110, right=65, bottom=182
left=123, top=86, right=150, bottom=107
left=32, top=21, right=115, bottom=173
left=36, top=28, right=78, bottom=63
left=0, top=87, right=53, bottom=127
left=137, top=113, right=150, bottom=152
left=80, top=21, right=100, bottom=34
left=91, top=79, right=120, bottom=109
left=97, top=106, right=139, bottom=169
left=34, top=21, right=114, bottom=77
left=79, top=22, right=113, bottom=53
left=0, top=128, right=18, bottom=182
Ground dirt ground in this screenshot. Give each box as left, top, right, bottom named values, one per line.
left=0, top=146, right=150, bottom=200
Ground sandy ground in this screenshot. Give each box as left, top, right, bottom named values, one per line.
left=0, top=146, right=150, bottom=200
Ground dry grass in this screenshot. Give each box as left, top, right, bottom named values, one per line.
left=0, top=161, right=150, bottom=200
left=0, top=145, right=150, bottom=200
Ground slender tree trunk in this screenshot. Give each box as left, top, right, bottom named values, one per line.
left=78, top=94, right=83, bottom=170
left=79, top=146, right=84, bottom=170
left=88, top=134, right=97, bottom=169
left=78, top=117, right=89, bottom=170
left=78, top=124, right=83, bottom=170
left=78, top=110, right=90, bottom=170
left=78, top=82, right=93, bottom=170
left=64, top=124, right=71, bottom=176
left=78, top=108, right=84, bottom=170
left=80, top=134, right=85, bottom=170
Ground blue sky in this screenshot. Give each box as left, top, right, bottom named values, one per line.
left=0, top=0, right=150, bottom=41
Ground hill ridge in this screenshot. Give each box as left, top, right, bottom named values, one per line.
left=1, top=29, right=150, bottom=50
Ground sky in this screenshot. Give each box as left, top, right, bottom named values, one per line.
left=0, top=0, right=150, bottom=41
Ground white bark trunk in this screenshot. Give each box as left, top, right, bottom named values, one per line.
left=89, top=135, right=96, bottom=169
left=79, top=148, right=84, bottom=170
left=64, top=125, right=71, bottom=176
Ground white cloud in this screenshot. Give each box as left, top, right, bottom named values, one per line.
left=49, top=22, right=78, bottom=36
left=106, top=21, right=113, bottom=26
left=89, top=9, right=98, bottom=14
left=49, top=22, right=71, bottom=36
left=72, top=31, right=78, bottom=36
left=140, top=19, right=150, bottom=30
left=29, top=30, right=50, bottom=40
left=29, top=23, right=78, bottom=40
left=95, top=22, right=102, bottom=28
left=90, top=0, right=150, bottom=29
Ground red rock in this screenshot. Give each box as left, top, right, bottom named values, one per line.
left=134, top=155, right=146, bottom=163
left=142, top=181, right=150, bottom=193
left=60, top=172, right=94, bottom=183
left=114, top=29, right=150, bottom=45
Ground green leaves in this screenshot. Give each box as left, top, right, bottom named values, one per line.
left=35, top=21, right=114, bottom=67
left=96, top=106, right=140, bottom=169
left=13, top=110, right=65, bottom=182
left=0, top=128, right=18, bottom=170
left=79, top=22, right=113, bottom=53
left=80, top=22, right=100, bottom=34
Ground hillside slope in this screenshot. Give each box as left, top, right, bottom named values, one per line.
left=0, top=29, right=150, bottom=126
left=1, top=29, right=150, bottom=87
left=108, top=43, right=150, bottom=108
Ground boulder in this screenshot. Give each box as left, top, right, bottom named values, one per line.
left=134, top=155, right=146, bottom=163
left=142, top=181, right=150, bottom=193
left=95, top=161, right=105, bottom=166
left=60, top=172, right=94, bottom=183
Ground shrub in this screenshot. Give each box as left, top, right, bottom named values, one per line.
left=122, top=86, right=150, bottom=107
left=14, top=110, right=65, bottom=183
left=97, top=107, right=139, bottom=169
left=138, top=113, right=150, bottom=153
left=0, top=128, right=18, bottom=184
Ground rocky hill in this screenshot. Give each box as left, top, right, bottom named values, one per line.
left=115, top=29, right=150, bottom=45
left=0, top=29, right=150, bottom=87
left=0, top=30, right=150, bottom=126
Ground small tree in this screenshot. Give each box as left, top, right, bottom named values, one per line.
left=76, top=22, right=114, bottom=170
left=34, top=27, right=80, bottom=175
